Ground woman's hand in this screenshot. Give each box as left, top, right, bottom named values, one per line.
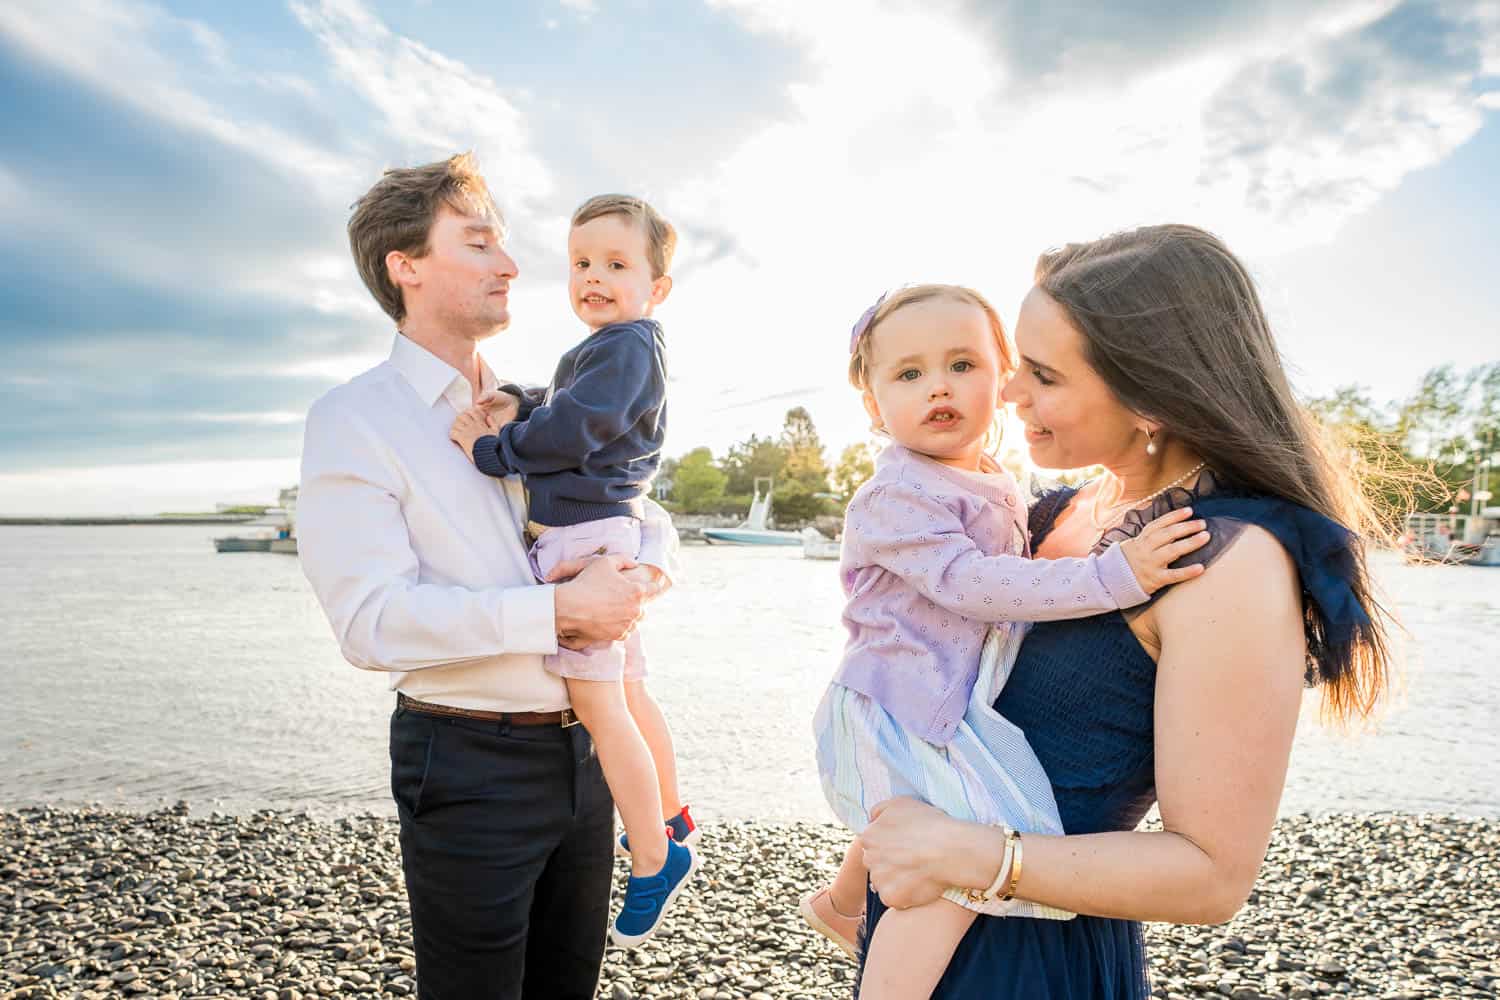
left=863, top=797, right=973, bottom=910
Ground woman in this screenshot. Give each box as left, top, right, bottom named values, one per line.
left=855, top=224, right=1395, bottom=997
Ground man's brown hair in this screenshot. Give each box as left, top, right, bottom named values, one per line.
left=347, top=152, right=501, bottom=324
left=570, top=194, right=676, bottom=280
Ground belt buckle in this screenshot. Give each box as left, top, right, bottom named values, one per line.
left=559, top=708, right=580, bottom=728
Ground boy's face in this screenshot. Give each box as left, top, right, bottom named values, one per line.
left=567, top=214, right=671, bottom=330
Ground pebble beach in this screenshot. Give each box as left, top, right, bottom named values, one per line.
left=2, top=807, right=1495, bottom=1000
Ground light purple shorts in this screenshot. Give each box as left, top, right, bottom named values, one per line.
left=529, top=516, right=647, bottom=682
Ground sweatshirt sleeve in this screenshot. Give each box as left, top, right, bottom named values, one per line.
left=846, top=476, right=1148, bottom=621
left=472, top=329, right=660, bottom=479
left=495, top=381, right=549, bottom=420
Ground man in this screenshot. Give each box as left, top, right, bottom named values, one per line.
left=298, top=153, right=677, bottom=999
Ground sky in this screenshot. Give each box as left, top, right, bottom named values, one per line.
left=1, top=0, right=1498, bottom=515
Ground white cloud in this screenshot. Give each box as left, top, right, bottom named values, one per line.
left=647, top=0, right=1500, bottom=460
left=0, top=0, right=553, bottom=333
left=558, top=0, right=598, bottom=17
left=0, top=0, right=358, bottom=193
left=290, top=0, right=554, bottom=216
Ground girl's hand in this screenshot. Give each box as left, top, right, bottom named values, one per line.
left=1118, top=506, right=1211, bottom=595
left=449, top=407, right=497, bottom=463
left=862, top=797, right=963, bottom=910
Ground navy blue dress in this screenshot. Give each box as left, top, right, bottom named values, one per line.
left=859, top=473, right=1373, bottom=999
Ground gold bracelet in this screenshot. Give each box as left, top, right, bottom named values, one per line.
left=965, top=825, right=1015, bottom=903
left=1000, top=830, right=1023, bottom=901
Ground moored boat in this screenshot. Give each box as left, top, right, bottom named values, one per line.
left=1400, top=509, right=1500, bottom=566
left=700, top=477, right=804, bottom=546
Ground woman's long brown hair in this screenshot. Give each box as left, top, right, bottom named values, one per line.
left=1036, top=224, right=1397, bottom=724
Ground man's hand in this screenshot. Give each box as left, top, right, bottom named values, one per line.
left=550, top=554, right=649, bottom=649
left=449, top=406, right=498, bottom=464
left=1117, top=506, right=1211, bottom=595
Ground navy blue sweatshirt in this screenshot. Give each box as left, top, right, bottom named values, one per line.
left=472, top=319, right=666, bottom=527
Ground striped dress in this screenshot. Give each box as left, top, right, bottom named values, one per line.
left=815, top=623, right=1072, bottom=919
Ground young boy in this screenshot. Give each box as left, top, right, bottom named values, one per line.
left=449, top=194, right=698, bottom=948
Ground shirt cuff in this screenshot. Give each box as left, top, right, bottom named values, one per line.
left=1096, top=544, right=1150, bottom=609
left=500, top=583, right=559, bottom=655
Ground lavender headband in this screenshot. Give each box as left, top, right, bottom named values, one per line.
left=849, top=291, right=888, bottom=354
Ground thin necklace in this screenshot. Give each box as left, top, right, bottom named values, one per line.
left=1089, top=461, right=1207, bottom=533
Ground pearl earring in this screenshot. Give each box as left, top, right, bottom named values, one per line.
left=1145, top=430, right=1158, bottom=456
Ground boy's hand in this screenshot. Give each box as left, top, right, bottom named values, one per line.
left=1117, top=506, right=1211, bottom=594
left=475, top=390, right=521, bottom=426
left=449, top=406, right=497, bottom=464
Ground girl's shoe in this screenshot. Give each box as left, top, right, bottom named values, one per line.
left=616, top=805, right=699, bottom=857
left=610, top=839, right=700, bottom=949
left=797, top=886, right=863, bottom=960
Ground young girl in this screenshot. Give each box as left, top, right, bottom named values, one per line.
left=804, top=285, right=1209, bottom=998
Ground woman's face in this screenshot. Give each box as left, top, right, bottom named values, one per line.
left=1001, top=286, right=1144, bottom=471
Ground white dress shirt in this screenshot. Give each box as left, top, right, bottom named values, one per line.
left=298, top=333, right=679, bottom=712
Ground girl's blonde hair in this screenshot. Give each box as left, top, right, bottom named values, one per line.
left=847, top=284, right=1017, bottom=390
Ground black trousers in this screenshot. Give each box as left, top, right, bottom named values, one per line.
left=389, top=703, right=614, bottom=1000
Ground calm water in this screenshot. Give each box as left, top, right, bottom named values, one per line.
left=1, top=525, right=1497, bottom=820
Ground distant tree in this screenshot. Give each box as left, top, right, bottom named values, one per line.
left=672, top=447, right=728, bottom=513
left=780, top=406, right=831, bottom=491
left=832, top=442, right=876, bottom=503
left=720, top=434, right=786, bottom=495
left=771, top=479, right=826, bottom=526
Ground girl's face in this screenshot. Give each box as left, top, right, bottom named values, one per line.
left=862, top=297, right=1006, bottom=470
left=1001, top=286, right=1144, bottom=471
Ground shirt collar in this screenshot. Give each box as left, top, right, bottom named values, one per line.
left=389, top=333, right=497, bottom=409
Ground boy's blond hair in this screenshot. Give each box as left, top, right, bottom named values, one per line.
left=571, top=194, right=677, bottom=280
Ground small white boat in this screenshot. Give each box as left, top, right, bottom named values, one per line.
left=701, top=478, right=804, bottom=546
left=801, top=527, right=841, bottom=560
left=214, top=487, right=298, bottom=554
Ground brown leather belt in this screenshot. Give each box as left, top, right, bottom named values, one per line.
left=397, top=692, right=578, bottom=727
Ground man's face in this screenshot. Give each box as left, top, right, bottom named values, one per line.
left=567, top=214, right=669, bottom=330
left=403, top=204, right=518, bottom=339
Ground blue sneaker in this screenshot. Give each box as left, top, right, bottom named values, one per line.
left=610, top=838, right=700, bottom=948
left=616, top=805, right=699, bottom=857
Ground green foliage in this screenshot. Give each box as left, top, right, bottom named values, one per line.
left=1307, top=361, right=1500, bottom=518
left=671, top=447, right=728, bottom=513
left=780, top=406, right=831, bottom=491
left=770, top=479, right=831, bottom=526
left=720, top=434, right=786, bottom=495
left=833, top=442, right=876, bottom=503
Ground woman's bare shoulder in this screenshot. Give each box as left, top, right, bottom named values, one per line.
left=1152, top=523, right=1303, bottom=644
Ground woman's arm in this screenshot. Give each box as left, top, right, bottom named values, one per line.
left=862, top=526, right=1306, bottom=923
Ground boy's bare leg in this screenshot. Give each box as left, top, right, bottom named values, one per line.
left=860, top=898, right=975, bottom=999
left=565, top=677, right=668, bottom=876
left=623, top=679, right=681, bottom=819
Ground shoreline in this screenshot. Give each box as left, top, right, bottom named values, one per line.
left=1, top=808, right=1494, bottom=999
left=0, top=517, right=259, bottom=527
